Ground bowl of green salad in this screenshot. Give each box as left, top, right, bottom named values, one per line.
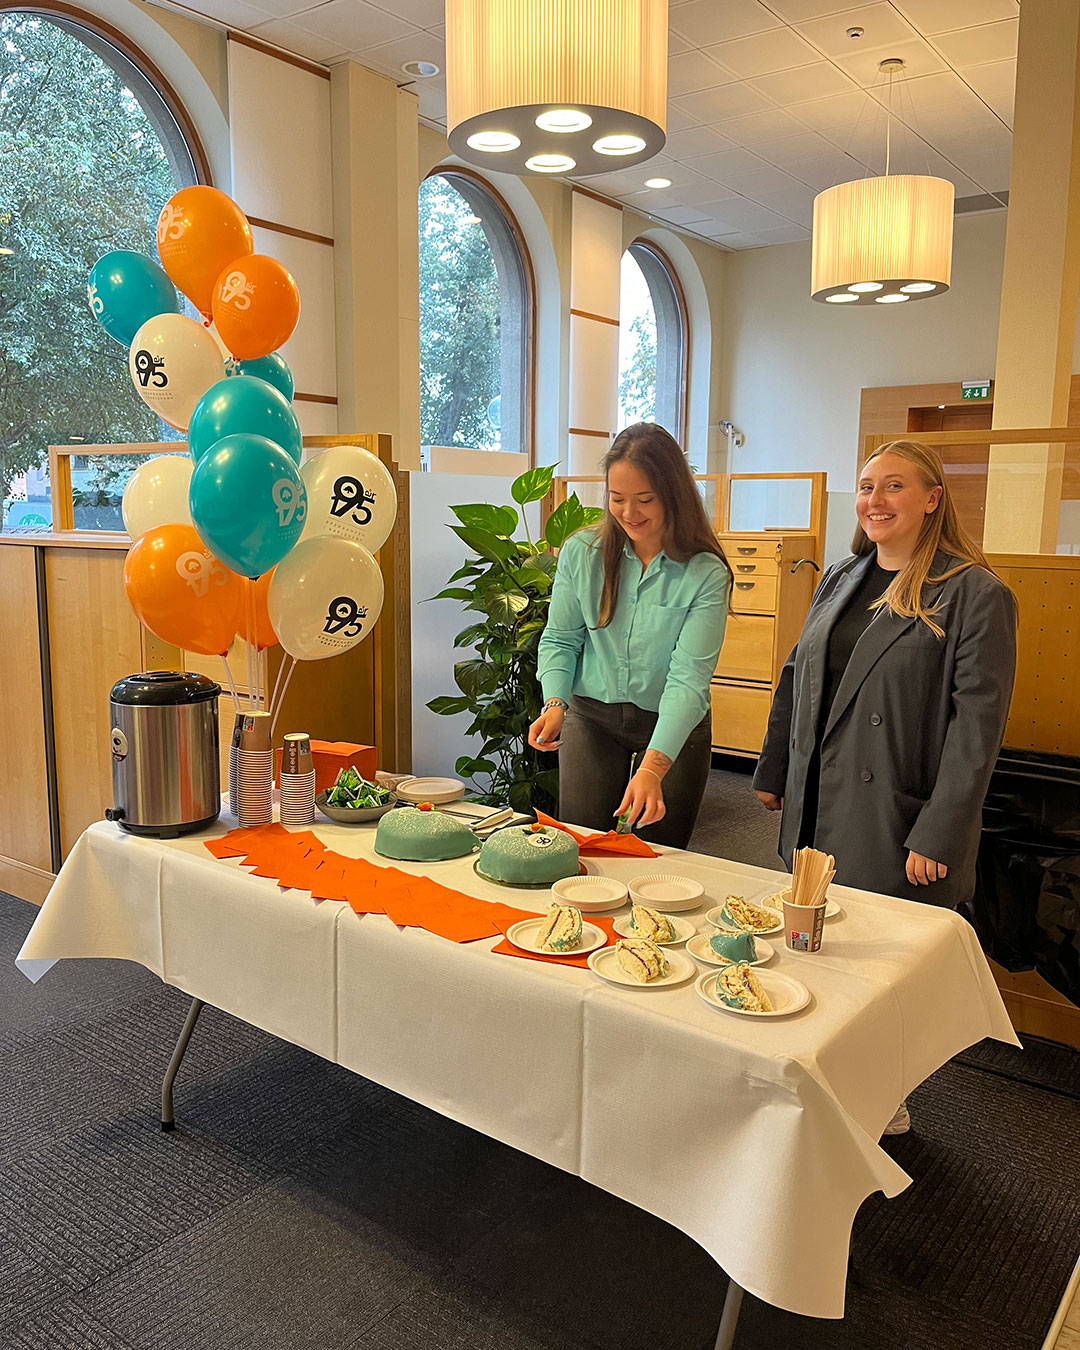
left=316, top=768, right=397, bottom=823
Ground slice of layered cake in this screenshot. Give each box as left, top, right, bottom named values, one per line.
left=716, top=963, right=773, bottom=1012
left=724, top=895, right=778, bottom=933
left=537, top=903, right=583, bottom=952
left=708, top=930, right=757, bottom=964
left=628, top=903, right=676, bottom=943
left=614, top=937, right=668, bottom=983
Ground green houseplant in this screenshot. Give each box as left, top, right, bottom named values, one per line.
left=427, top=464, right=604, bottom=814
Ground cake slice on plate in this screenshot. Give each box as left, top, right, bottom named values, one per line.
left=629, top=903, right=676, bottom=942
left=716, top=962, right=773, bottom=1012
left=614, top=937, right=668, bottom=983
left=537, top=903, right=583, bottom=952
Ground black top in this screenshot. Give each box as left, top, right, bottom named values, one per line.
left=818, top=559, right=898, bottom=731
left=110, top=671, right=221, bottom=706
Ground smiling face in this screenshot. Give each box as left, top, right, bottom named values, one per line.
left=607, top=457, right=665, bottom=556
left=856, top=451, right=942, bottom=562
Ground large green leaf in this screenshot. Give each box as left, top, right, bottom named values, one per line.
left=535, top=769, right=560, bottom=800
left=521, top=550, right=557, bottom=575
left=515, top=568, right=552, bottom=593
left=509, top=780, right=535, bottom=814
left=456, top=755, right=497, bottom=777
left=453, top=622, right=489, bottom=649
left=544, top=496, right=586, bottom=549
left=581, top=505, right=605, bottom=526
left=511, top=464, right=555, bottom=505
left=429, top=586, right=473, bottom=602
left=427, top=695, right=471, bottom=716
left=452, top=502, right=518, bottom=536
left=484, top=588, right=530, bottom=624
left=454, top=659, right=504, bottom=699
left=451, top=525, right=516, bottom=566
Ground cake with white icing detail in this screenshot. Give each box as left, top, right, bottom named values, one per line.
left=476, top=823, right=580, bottom=886
left=536, top=903, right=583, bottom=952
left=374, top=803, right=477, bottom=861
left=628, top=903, right=676, bottom=942
left=614, top=937, right=668, bottom=983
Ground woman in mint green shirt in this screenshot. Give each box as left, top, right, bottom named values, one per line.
left=529, top=423, right=731, bottom=848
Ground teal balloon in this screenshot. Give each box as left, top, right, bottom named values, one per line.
left=226, top=352, right=294, bottom=402
left=187, top=375, right=302, bottom=465
left=88, top=251, right=178, bottom=346
left=189, top=433, right=307, bottom=578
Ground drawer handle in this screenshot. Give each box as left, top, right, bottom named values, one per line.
left=736, top=546, right=756, bottom=555
left=736, top=563, right=757, bottom=573
left=789, top=558, right=821, bottom=574
left=736, top=581, right=756, bottom=590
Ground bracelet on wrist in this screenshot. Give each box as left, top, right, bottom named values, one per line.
left=542, top=697, right=568, bottom=712
left=636, top=766, right=662, bottom=780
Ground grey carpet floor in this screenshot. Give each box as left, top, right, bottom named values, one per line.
left=3, top=762, right=1078, bottom=1350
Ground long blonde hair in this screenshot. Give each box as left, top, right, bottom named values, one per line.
left=853, top=439, right=1007, bottom=637
left=592, top=423, right=732, bottom=627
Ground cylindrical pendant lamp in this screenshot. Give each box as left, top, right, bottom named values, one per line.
left=446, top=0, right=668, bottom=178
left=811, top=174, right=954, bottom=305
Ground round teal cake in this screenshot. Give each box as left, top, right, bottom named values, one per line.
left=476, top=824, right=580, bottom=886
left=374, top=807, right=477, bottom=861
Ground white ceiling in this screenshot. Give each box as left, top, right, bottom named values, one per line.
left=175, top=0, right=1018, bottom=252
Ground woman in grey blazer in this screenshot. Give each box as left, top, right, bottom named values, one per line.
left=754, top=440, right=1017, bottom=914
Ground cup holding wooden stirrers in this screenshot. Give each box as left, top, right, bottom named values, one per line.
left=782, top=846, right=835, bottom=953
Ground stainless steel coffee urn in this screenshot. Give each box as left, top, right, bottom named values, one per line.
left=106, top=671, right=222, bottom=837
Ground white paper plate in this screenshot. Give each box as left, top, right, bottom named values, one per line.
left=588, top=946, right=697, bottom=988
left=687, top=933, right=774, bottom=967
left=613, top=913, right=695, bottom=946
left=551, top=875, right=628, bottom=912
left=395, top=777, right=466, bottom=804
left=706, top=903, right=783, bottom=936
left=627, top=873, right=705, bottom=913
left=506, top=917, right=608, bottom=956
left=695, top=968, right=810, bottom=1017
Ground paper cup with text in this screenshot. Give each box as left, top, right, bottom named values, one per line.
left=782, top=898, right=826, bottom=953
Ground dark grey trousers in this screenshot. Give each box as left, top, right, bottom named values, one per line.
left=557, top=695, right=712, bottom=850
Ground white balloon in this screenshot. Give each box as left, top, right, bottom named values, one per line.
left=121, top=455, right=193, bottom=539
left=267, top=535, right=384, bottom=662
left=300, top=445, right=397, bottom=553
left=128, top=312, right=225, bottom=432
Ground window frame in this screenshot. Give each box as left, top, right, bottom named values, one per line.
left=420, top=165, right=536, bottom=465
left=624, top=237, right=689, bottom=443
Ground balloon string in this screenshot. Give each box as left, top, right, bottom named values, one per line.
left=246, top=579, right=256, bottom=711
left=220, top=655, right=241, bottom=708
left=270, top=656, right=296, bottom=740
left=267, top=651, right=287, bottom=724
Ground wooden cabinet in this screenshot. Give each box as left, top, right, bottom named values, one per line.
left=712, top=532, right=822, bottom=757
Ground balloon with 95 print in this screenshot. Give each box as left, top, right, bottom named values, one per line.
left=128, top=313, right=225, bottom=431
left=212, top=255, right=300, bottom=360
left=121, top=455, right=193, bottom=539
left=88, top=250, right=178, bottom=346
left=189, top=434, right=306, bottom=578
left=267, top=536, right=384, bottom=661
left=156, top=185, right=253, bottom=318
left=226, top=351, right=294, bottom=402
left=187, top=375, right=302, bottom=465
left=123, top=523, right=244, bottom=656
left=300, top=445, right=397, bottom=552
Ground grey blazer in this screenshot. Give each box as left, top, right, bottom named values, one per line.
left=753, top=550, right=1017, bottom=908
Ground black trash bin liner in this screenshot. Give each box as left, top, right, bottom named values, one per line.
left=962, top=748, right=1080, bottom=1008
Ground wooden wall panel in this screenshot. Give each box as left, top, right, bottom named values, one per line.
left=0, top=547, right=51, bottom=873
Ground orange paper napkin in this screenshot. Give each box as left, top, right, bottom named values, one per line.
left=534, top=811, right=660, bottom=858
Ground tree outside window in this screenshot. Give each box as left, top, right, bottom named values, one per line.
left=419, top=172, right=529, bottom=460
left=617, top=241, right=686, bottom=441
left=0, top=12, right=194, bottom=530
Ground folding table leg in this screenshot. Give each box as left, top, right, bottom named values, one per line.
left=713, top=1278, right=745, bottom=1350
left=161, top=996, right=204, bottom=1132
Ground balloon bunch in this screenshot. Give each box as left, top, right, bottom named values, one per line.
left=90, top=186, right=396, bottom=735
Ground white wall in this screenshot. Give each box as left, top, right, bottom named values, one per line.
left=719, top=212, right=1010, bottom=493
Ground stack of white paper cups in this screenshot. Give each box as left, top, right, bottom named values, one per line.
left=235, top=711, right=273, bottom=828
left=280, top=732, right=315, bottom=827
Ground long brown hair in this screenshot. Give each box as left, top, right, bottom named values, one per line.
left=589, top=423, right=732, bottom=627
left=853, top=439, right=1010, bottom=636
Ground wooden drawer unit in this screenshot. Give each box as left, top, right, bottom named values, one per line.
left=731, top=575, right=778, bottom=613
left=731, top=557, right=778, bottom=579
left=710, top=682, right=772, bottom=754
left=716, top=615, right=774, bottom=682
left=725, top=539, right=781, bottom=562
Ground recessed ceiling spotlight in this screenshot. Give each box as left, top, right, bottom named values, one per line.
left=846, top=26, right=864, bottom=39
left=848, top=281, right=883, bottom=292
left=900, top=281, right=938, bottom=293
left=401, top=60, right=440, bottom=78
left=536, top=108, right=592, bottom=132
left=593, top=133, right=646, bottom=156
left=875, top=292, right=909, bottom=303
left=466, top=130, right=520, bottom=153
left=825, top=293, right=859, bottom=303
left=525, top=152, right=576, bottom=173
left=644, top=177, right=671, bottom=188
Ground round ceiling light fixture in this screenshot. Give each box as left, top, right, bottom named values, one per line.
left=400, top=59, right=440, bottom=78
left=644, top=177, right=671, bottom=188
left=446, top=0, right=667, bottom=177
left=525, top=152, right=576, bottom=173
left=466, top=130, right=520, bottom=153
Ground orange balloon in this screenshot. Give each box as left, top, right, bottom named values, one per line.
left=156, top=187, right=253, bottom=318
left=211, top=255, right=300, bottom=361
left=236, top=570, right=279, bottom=650
left=124, top=523, right=245, bottom=656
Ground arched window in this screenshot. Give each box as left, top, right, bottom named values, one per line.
left=618, top=240, right=687, bottom=440
left=419, top=170, right=532, bottom=460
left=0, top=10, right=198, bottom=530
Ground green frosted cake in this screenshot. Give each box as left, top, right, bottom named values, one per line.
left=708, top=930, right=757, bottom=963
left=374, top=805, right=477, bottom=861
left=476, top=823, right=580, bottom=886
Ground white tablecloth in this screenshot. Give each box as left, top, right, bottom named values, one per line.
left=17, top=818, right=1018, bottom=1318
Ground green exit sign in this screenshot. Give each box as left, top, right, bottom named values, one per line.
left=961, top=380, right=991, bottom=399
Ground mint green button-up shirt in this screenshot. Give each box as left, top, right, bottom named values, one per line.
left=537, top=529, right=729, bottom=761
